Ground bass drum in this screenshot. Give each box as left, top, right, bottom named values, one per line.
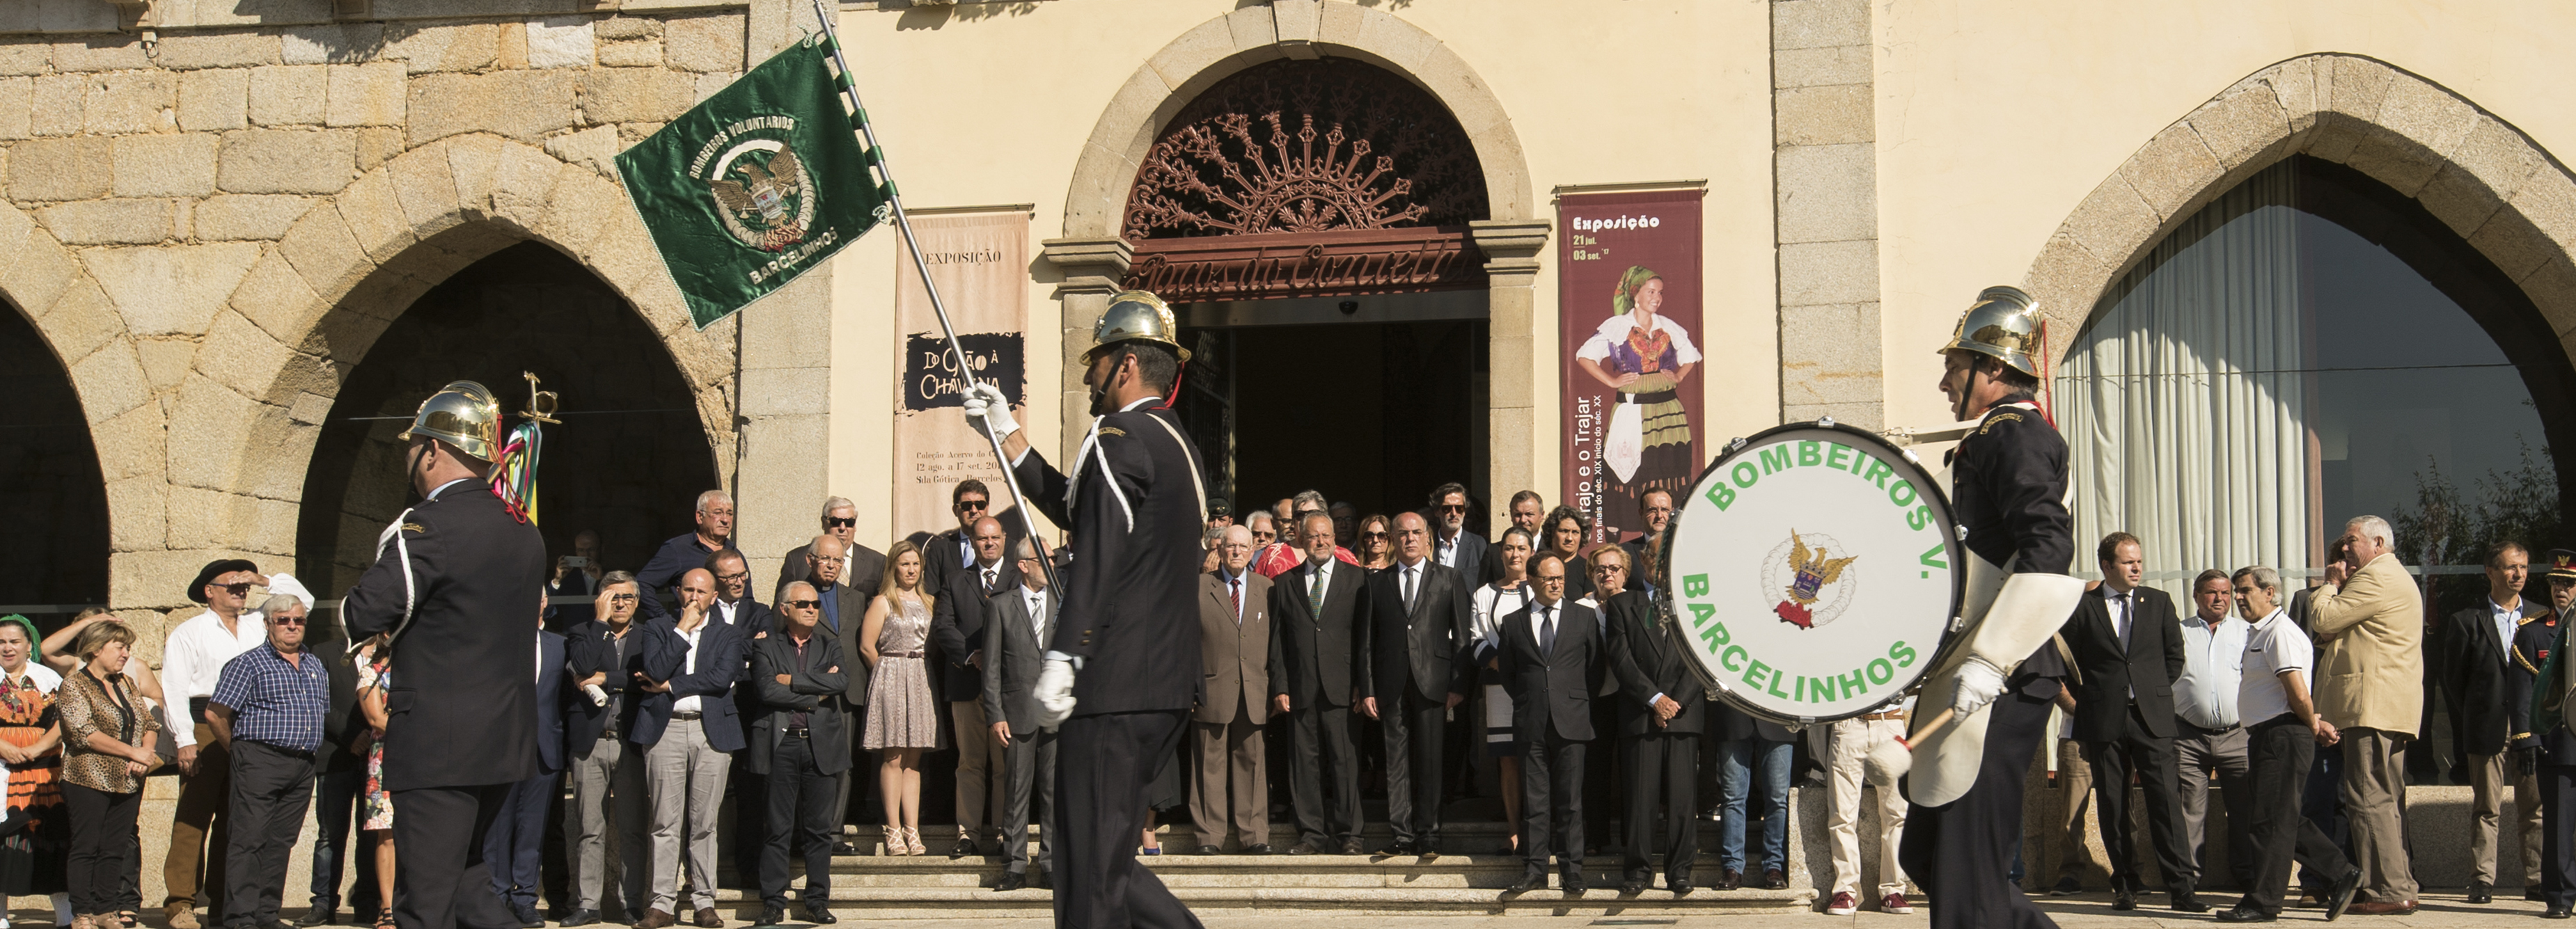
left=1654, top=421, right=1967, bottom=725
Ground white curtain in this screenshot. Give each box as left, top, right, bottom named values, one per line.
left=2056, top=165, right=2311, bottom=596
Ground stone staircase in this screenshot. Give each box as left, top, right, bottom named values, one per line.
left=708, top=822, right=1816, bottom=919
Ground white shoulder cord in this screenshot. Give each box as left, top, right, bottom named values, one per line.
left=1067, top=411, right=1207, bottom=534
left=368, top=507, right=421, bottom=653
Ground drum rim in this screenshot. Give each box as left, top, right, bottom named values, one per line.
left=1651, top=419, right=1968, bottom=726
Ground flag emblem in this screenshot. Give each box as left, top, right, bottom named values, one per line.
left=705, top=138, right=812, bottom=251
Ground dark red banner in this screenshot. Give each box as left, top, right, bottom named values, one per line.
left=1557, top=189, right=1706, bottom=544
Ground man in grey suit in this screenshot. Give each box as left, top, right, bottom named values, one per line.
left=1358, top=511, right=1477, bottom=857
left=1191, top=525, right=1274, bottom=855
left=982, top=538, right=1060, bottom=892
left=748, top=584, right=848, bottom=928
left=1269, top=511, right=1367, bottom=855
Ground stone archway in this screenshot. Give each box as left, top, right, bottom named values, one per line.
left=0, top=296, right=110, bottom=615
left=1046, top=1, right=1547, bottom=525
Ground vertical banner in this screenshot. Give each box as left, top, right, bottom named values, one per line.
left=893, top=212, right=1029, bottom=537
left=1558, top=189, right=1706, bottom=544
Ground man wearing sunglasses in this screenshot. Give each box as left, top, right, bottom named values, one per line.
left=923, top=481, right=1019, bottom=596
left=1425, top=483, right=1489, bottom=591
left=777, top=498, right=885, bottom=610
left=162, top=557, right=275, bottom=929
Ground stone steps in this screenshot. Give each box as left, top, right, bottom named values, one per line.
left=702, top=885, right=1813, bottom=919
left=776, top=852, right=1775, bottom=889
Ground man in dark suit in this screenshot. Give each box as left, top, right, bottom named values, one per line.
left=746, top=583, right=849, bottom=928
left=298, top=621, right=379, bottom=927
left=983, top=539, right=1062, bottom=891
left=705, top=550, right=773, bottom=636
left=342, top=381, right=545, bottom=929
left=930, top=516, right=1016, bottom=857
left=1268, top=511, right=1367, bottom=855
left=563, top=574, right=650, bottom=926
left=964, top=296, right=1209, bottom=928
left=638, top=491, right=735, bottom=621
left=920, top=480, right=993, bottom=595
left=1427, top=482, right=1489, bottom=593
left=1191, top=525, right=1274, bottom=855
left=705, top=548, right=776, bottom=884
left=776, top=497, right=886, bottom=608
left=484, top=609, right=569, bottom=927
left=1617, top=489, right=1674, bottom=578
left=2440, top=541, right=2547, bottom=903
left=1497, top=553, right=1600, bottom=895
left=799, top=536, right=874, bottom=852
left=2062, top=532, right=2197, bottom=912
left=1601, top=548, right=1701, bottom=896
left=1357, top=511, right=1475, bottom=857
left=628, top=570, right=749, bottom=929
left=1482, top=491, right=1548, bottom=587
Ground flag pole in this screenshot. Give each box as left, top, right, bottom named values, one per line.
left=808, top=0, right=1060, bottom=591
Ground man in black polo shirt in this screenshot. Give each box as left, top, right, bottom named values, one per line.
left=208, top=595, right=331, bottom=929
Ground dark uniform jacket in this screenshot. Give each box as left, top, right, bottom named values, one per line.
left=343, top=481, right=544, bottom=791
left=1356, top=559, right=1477, bottom=704
left=2061, top=585, right=2186, bottom=741
left=747, top=630, right=850, bottom=776
left=1947, top=400, right=2073, bottom=696
left=1012, top=399, right=1209, bottom=716
left=930, top=556, right=1019, bottom=704
left=2443, top=598, right=2555, bottom=762
left=1602, top=589, right=1706, bottom=736
left=1267, top=557, right=1365, bottom=708
left=1495, top=598, right=1601, bottom=741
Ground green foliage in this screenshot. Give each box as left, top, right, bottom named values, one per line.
left=2391, top=439, right=2561, bottom=617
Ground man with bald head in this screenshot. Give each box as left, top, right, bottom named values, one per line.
left=932, top=516, right=1018, bottom=856
left=629, top=569, right=748, bottom=929
left=1358, top=511, right=1476, bottom=857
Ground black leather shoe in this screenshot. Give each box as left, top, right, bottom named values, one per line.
left=795, top=905, right=834, bottom=925
left=2213, top=907, right=2277, bottom=923
left=1287, top=842, right=1320, bottom=855
left=950, top=839, right=973, bottom=860
left=1503, top=871, right=1548, bottom=895
left=2323, top=868, right=2363, bottom=921
left=1340, top=839, right=1365, bottom=855
left=513, top=905, right=544, bottom=928
left=1668, top=877, right=1693, bottom=896
left=297, top=908, right=338, bottom=928
left=2111, top=881, right=2138, bottom=911
left=830, top=841, right=859, bottom=856
left=1761, top=869, right=1787, bottom=891
left=1193, top=844, right=1223, bottom=855
left=1378, top=841, right=1415, bottom=857
left=2467, top=880, right=2493, bottom=904
left=1417, top=842, right=1441, bottom=861
left=1241, top=843, right=1273, bottom=855
left=560, top=911, right=599, bottom=928
left=751, top=907, right=784, bottom=928
left=1560, top=871, right=1586, bottom=898
left=994, top=873, right=1028, bottom=893
left=1715, top=868, right=1741, bottom=891
left=1618, top=877, right=1647, bottom=896
left=2171, top=888, right=2209, bottom=913
left=2548, top=903, right=2574, bottom=920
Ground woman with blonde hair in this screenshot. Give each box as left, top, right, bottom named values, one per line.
left=1352, top=515, right=1397, bottom=571
left=55, top=621, right=158, bottom=929
left=861, top=541, right=945, bottom=855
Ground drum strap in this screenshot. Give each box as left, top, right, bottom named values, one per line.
left=2052, top=632, right=2080, bottom=688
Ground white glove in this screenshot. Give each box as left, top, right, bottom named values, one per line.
left=1035, top=658, right=1078, bottom=728
left=1950, top=656, right=2007, bottom=716
left=962, top=382, right=1019, bottom=442
left=583, top=683, right=609, bottom=708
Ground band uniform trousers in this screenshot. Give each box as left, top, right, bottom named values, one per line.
left=952, top=701, right=1005, bottom=845
left=1826, top=717, right=1907, bottom=898
left=390, top=782, right=518, bottom=929
left=2174, top=722, right=2254, bottom=890
left=482, top=770, right=556, bottom=914
left=1899, top=687, right=2057, bottom=929
left=2237, top=715, right=2353, bottom=916
left=310, top=764, right=382, bottom=916
left=167, top=721, right=232, bottom=915
left=761, top=731, right=839, bottom=910
left=2340, top=728, right=2418, bottom=903
left=2468, top=749, right=2543, bottom=887
left=2541, top=762, right=2576, bottom=910
left=1191, top=698, right=1268, bottom=850
left=1380, top=690, right=1449, bottom=848
left=221, top=740, right=317, bottom=929
left=566, top=736, right=648, bottom=916
left=644, top=716, right=731, bottom=914
left=1055, top=710, right=1202, bottom=929
left=1286, top=704, right=1361, bottom=848
left=1521, top=729, right=1587, bottom=878
left=998, top=729, right=1057, bottom=876
left=1621, top=730, right=1696, bottom=884
left=2084, top=706, right=2194, bottom=891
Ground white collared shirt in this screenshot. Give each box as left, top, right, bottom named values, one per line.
left=2102, top=585, right=2139, bottom=699
left=1435, top=530, right=1464, bottom=568
left=1218, top=569, right=1247, bottom=623
left=672, top=623, right=706, bottom=714
left=1526, top=598, right=1561, bottom=647
left=716, top=598, right=740, bottom=628
left=1023, top=586, right=1048, bottom=640
left=2494, top=596, right=2524, bottom=660
left=2176, top=612, right=2245, bottom=729
left=162, top=608, right=269, bottom=748
left=2238, top=607, right=2312, bottom=725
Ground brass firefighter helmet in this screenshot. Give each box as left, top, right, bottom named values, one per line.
left=1937, top=285, right=2043, bottom=378
left=398, top=380, right=502, bottom=462
left=1081, top=289, right=1191, bottom=365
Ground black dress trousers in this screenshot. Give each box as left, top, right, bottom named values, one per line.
left=2236, top=715, right=2350, bottom=915
left=223, top=740, right=318, bottom=929
left=760, top=733, right=839, bottom=909
left=1053, top=710, right=1202, bottom=929
left=391, top=783, right=518, bottom=929
left=2084, top=704, right=2194, bottom=891
left=1621, top=731, right=1697, bottom=883
left=1899, top=688, right=2058, bottom=929
left=1379, top=690, right=1448, bottom=848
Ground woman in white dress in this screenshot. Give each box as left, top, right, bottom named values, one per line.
left=1574, top=266, right=1702, bottom=534
left=1470, top=527, right=1537, bottom=852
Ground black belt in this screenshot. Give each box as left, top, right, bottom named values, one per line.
left=2183, top=720, right=2241, bottom=736
left=783, top=726, right=810, bottom=738
left=249, top=741, right=316, bottom=759
left=1617, top=390, right=1679, bottom=405
left=672, top=711, right=703, bottom=721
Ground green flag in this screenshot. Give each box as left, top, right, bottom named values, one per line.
left=617, top=36, right=888, bottom=328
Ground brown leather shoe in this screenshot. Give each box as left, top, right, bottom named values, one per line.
left=166, top=908, right=201, bottom=929
left=632, top=909, right=677, bottom=929
left=2345, top=900, right=2419, bottom=915
left=691, top=908, right=721, bottom=928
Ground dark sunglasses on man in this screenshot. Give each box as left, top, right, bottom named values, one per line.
left=786, top=598, right=822, bottom=610
left=825, top=516, right=856, bottom=528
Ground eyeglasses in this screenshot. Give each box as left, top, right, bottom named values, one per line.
left=269, top=615, right=306, bottom=625
left=825, top=516, right=856, bottom=528
left=957, top=499, right=989, bottom=511
left=787, top=599, right=821, bottom=609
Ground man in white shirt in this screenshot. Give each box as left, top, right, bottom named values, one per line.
left=2218, top=566, right=2360, bottom=923
left=2176, top=569, right=2254, bottom=894
left=2439, top=542, right=2545, bottom=904
left=631, top=569, right=749, bottom=929
left=162, top=558, right=272, bottom=929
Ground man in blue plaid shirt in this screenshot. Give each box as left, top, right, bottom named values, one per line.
left=208, top=594, right=331, bottom=929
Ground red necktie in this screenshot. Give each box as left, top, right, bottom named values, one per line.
left=1229, top=578, right=1241, bottom=620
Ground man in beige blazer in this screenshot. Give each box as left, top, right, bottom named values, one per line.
left=1191, top=524, right=1275, bottom=854
left=2310, top=514, right=2424, bottom=914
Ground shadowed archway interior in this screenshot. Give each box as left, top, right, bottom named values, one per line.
left=297, top=241, right=722, bottom=598
left=0, top=301, right=108, bottom=617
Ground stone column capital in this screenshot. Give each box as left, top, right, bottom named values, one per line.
left=1470, top=219, right=1551, bottom=285
left=1041, top=237, right=1135, bottom=298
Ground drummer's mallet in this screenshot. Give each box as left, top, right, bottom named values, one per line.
left=1864, top=706, right=1957, bottom=780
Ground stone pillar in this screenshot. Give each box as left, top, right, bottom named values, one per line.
left=1039, top=236, right=1133, bottom=463
left=733, top=0, right=835, bottom=589
left=1772, top=0, right=1883, bottom=428
left=1470, top=219, right=1550, bottom=538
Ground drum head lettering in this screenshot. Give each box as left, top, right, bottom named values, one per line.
left=1659, top=424, right=1965, bottom=724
